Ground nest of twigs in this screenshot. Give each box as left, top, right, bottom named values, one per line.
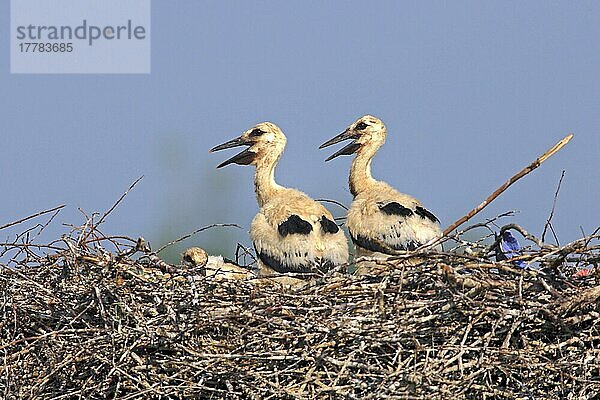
left=1, top=215, right=599, bottom=400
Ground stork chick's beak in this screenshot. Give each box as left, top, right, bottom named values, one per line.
left=210, top=136, right=257, bottom=168
left=319, top=129, right=361, bottom=161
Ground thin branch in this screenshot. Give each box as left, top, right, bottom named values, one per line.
left=548, top=223, right=560, bottom=247
left=316, top=198, right=349, bottom=211
left=0, top=243, right=65, bottom=251
left=443, top=134, right=574, bottom=236
left=96, top=176, right=144, bottom=227
left=0, top=204, right=66, bottom=231
left=542, top=170, right=565, bottom=244
left=235, top=242, right=256, bottom=265
left=83, top=236, right=138, bottom=245
left=156, top=223, right=243, bottom=254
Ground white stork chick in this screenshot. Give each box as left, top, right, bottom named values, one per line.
left=210, top=122, right=349, bottom=278
left=182, top=247, right=304, bottom=288
left=320, top=115, right=442, bottom=262
left=182, top=247, right=252, bottom=281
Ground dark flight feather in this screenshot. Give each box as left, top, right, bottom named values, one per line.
left=319, top=216, right=339, bottom=234
left=278, top=215, right=313, bottom=237
left=414, top=206, right=439, bottom=223
left=351, top=233, right=420, bottom=254
left=255, top=247, right=334, bottom=277
left=379, top=202, right=414, bottom=217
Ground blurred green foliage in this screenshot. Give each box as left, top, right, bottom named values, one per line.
left=151, top=133, right=244, bottom=264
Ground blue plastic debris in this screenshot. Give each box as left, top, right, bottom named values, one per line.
left=496, top=231, right=526, bottom=269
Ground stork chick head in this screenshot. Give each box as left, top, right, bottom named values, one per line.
left=182, top=247, right=208, bottom=269
left=320, top=115, right=386, bottom=161
left=210, top=122, right=286, bottom=168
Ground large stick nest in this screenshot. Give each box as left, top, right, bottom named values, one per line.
left=1, top=220, right=599, bottom=399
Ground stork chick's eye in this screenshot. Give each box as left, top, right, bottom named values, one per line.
left=355, top=122, right=368, bottom=131
left=250, top=128, right=265, bottom=137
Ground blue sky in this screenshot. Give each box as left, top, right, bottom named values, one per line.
left=1, top=1, right=598, bottom=262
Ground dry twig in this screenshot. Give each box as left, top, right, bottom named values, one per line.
left=1, top=211, right=598, bottom=399
left=542, top=170, right=566, bottom=244
left=444, top=134, right=574, bottom=235
left=0, top=204, right=66, bottom=231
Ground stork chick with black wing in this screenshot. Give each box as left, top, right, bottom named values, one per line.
left=320, top=115, right=442, bottom=261
left=211, top=122, right=349, bottom=278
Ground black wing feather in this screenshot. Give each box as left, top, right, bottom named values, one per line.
left=255, top=247, right=334, bottom=276
left=379, top=202, right=413, bottom=217
left=351, top=233, right=420, bottom=254
left=256, top=249, right=299, bottom=273
left=319, top=216, right=339, bottom=234
left=414, top=206, right=439, bottom=223
left=278, top=215, right=313, bottom=237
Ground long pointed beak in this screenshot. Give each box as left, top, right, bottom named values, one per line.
left=210, top=136, right=246, bottom=152
left=319, top=129, right=353, bottom=149
left=320, top=129, right=361, bottom=161
left=324, top=141, right=361, bottom=161
left=210, top=136, right=257, bottom=168
left=216, top=147, right=256, bottom=168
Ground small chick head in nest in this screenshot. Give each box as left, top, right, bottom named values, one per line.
left=182, top=247, right=208, bottom=276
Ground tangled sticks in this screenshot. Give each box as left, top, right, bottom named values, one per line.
left=1, top=220, right=598, bottom=399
